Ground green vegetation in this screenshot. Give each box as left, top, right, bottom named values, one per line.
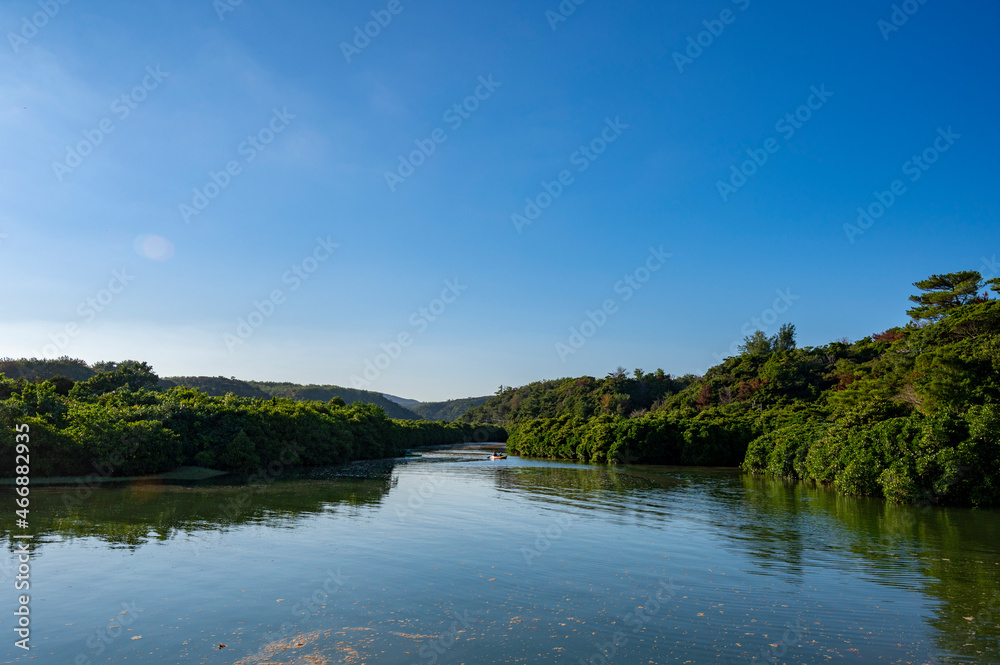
left=14, top=472, right=400, bottom=549
left=5, top=270, right=997, bottom=505
left=907, top=271, right=986, bottom=322
left=0, top=362, right=505, bottom=478
left=163, top=377, right=423, bottom=420
left=409, top=396, right=491, bottom=422
left=379, top=392, right=491, bottom=421
left=1, top=363, right=489, bottom=423
left=461, top=270, right=1000, bottom=507
left=0, top=363, right=426, bottom=420
left=0, top=358, right=126, bottom=383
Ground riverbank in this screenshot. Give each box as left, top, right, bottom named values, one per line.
left=0, top=465, right=228, bottom=486
left=1, top=364, right=507, bottom=479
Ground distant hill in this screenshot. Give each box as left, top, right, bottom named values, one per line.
left=384, top=393, right=492, bottom=422
left=164, top=377, right=422, bottom=420
left=0, top=357, right=99, bottom=382
left=382, top=393, right=422, bottom=407
left=160, top=375, right=270, bottom=398
left=0, top=359, right=467, bottom=422
left=1, top=358, right=483, bottom=423
left=410, top=396, right=491, bottom=422
left=247, top=382, right=421, bottom=420
left=459, top=372, right=690, bottom=424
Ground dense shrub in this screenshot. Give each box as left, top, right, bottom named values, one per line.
left=508, top=414, right=751, bottom=467
left=502, top=299, right=1000, bottom=506
left=0, top=376, right=507, bottom=478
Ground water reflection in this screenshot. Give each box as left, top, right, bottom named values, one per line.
left=488, top=461, right=1000, bottom=662
left=2, top=453, right=998, bottom=663
left=1, top=460, right=399, bottom=551
left=738, top=475, right=1000, bottom=662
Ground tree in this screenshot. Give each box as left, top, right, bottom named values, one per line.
left=988, top=278, right=1000, bottom=296
left=773, top=323, right=797, bottom=351
left=45, top=375, right=75, bottom=396
left=70, top=361, right=160, bottom=398
left=695, top=384, right=712, bottom=410
left=219, top=430, right=261, bottom=473
left=739, top=324, right=796, bottom=356
left=907, top=271, right=983, bottom=322
left=739, top=330, right=773, bottom=355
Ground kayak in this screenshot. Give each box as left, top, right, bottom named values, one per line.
left=490, top=454, right=507, bottom=460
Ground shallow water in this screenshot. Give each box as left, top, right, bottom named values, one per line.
left=2, top=446, right=999, bottom=664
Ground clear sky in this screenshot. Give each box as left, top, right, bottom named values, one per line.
left=1, top=0, right=998, bottom=401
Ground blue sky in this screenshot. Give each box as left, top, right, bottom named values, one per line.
left=1, top=0, right=998, bottom=401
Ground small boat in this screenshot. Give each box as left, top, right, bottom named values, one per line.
left=490, top=453, right=507, bottom=460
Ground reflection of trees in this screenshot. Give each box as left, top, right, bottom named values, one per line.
left=737, top=474, right=1000, bottom=662
left=712, top=474, right=823, bottom=582
left=1, top=469, right=397, bottom=551
left=494, top=464, right=1000, bottom=660
left=493, top=464, right=650, bottom=495
left=491, top=464, right=687, bottom=526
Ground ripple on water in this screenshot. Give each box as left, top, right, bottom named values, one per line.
left=10, top=453, right=1000, bottom=665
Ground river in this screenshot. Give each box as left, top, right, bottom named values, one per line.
left=2, top=445, right=999, bottom=664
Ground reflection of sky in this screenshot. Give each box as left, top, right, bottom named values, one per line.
left=3, top=455, right=997, bottom=664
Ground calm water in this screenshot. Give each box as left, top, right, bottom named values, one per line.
left=2, top=446, right=999, bottom=664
